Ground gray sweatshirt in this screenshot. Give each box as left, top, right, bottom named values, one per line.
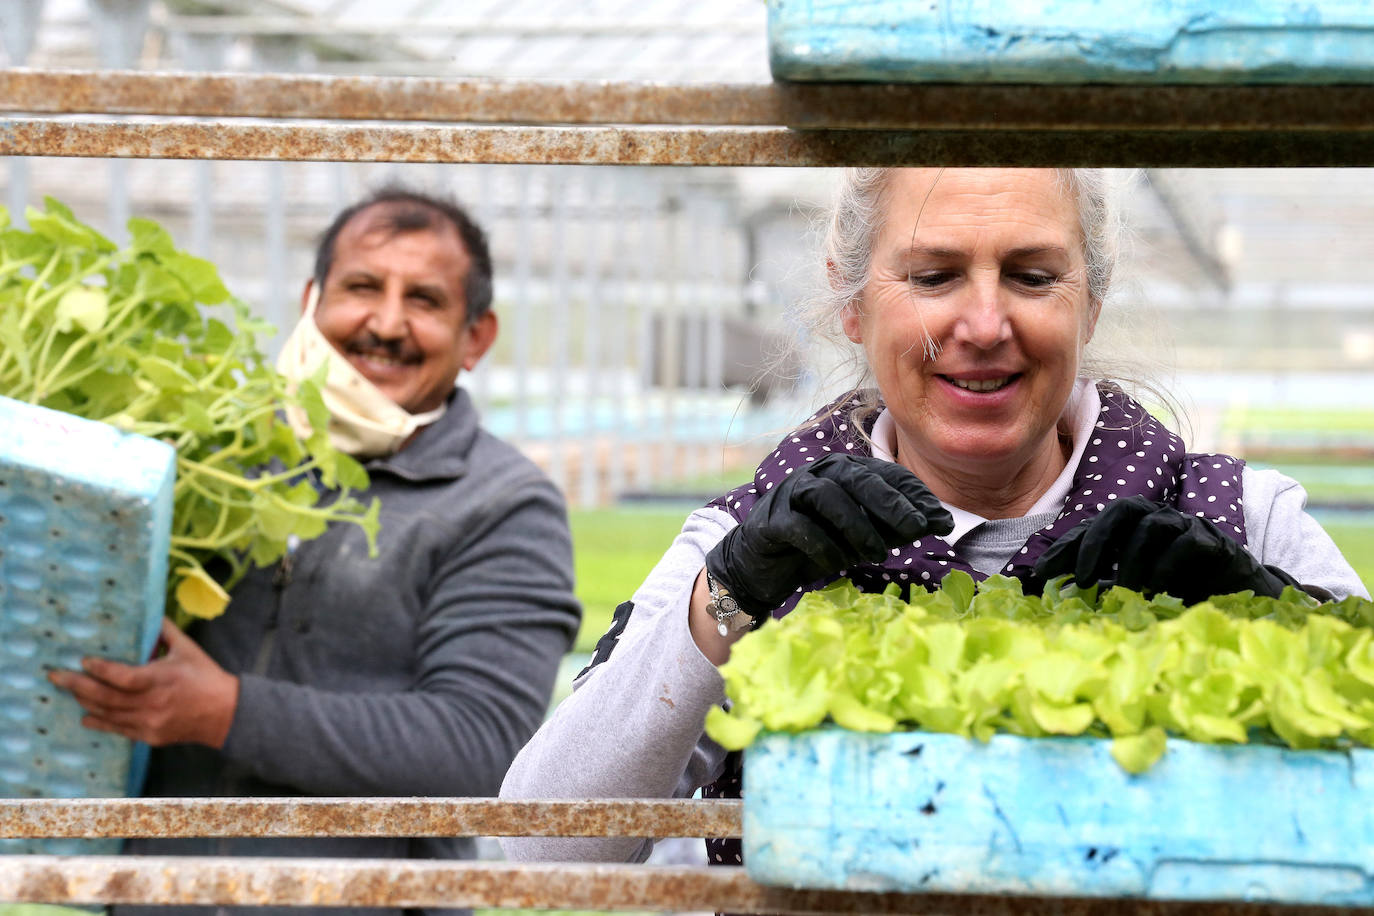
left=121, top=389, right=582, bottom=916
left=499, top=465, right=1368, bottom=864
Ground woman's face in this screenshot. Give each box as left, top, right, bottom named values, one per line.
left=844, top=168, right=1097, bottom=485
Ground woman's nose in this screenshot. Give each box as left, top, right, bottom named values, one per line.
left=952, top=277, right=1012, bottom=350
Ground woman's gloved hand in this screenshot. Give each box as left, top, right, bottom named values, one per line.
left=705, top=453, right=955, bottom=622
left=1033, top=495, right=1302, bottom=605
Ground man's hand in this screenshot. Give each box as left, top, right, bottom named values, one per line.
left=706, top=453, right=955, bottom=621
left=48, top=618, right=240, bottom=749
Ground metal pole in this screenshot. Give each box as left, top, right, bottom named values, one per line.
left=606, top=168, right=631, bottom=501
left=633, top=172, right=656, bottom=491
left=579, top=167, right=607, bottom=508
left=87, top=0, right=151, bottom=243
left=0, top=0, right=43, bottom=226
left=171, top=32, right=229, bottom=261
left=548, top=168, right=571, bottom=496
left=512, top=169, right=534, bottom=444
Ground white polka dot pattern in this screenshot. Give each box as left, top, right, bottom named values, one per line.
left=704, top=384, right=1249, bottom=621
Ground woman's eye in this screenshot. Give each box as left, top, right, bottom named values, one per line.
left=909, top=271, right=955, bottom=289
left=1010, top=271, right=1057, bottom=289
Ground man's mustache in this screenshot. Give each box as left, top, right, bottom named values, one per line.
left=344, top=332, right=422, bottom=363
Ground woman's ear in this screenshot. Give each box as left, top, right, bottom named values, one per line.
left=1084, top=298, right=1102, bottom=343
left=829, top=259, right=865, bottom=344
left=841, top=300, right=864, bottom=344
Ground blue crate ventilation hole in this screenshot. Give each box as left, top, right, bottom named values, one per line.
left=0, top=395, right=175, bottom=855
left=767, top=0, right=1374, bottom=84
left=745, top=728, right=1374, bottom=906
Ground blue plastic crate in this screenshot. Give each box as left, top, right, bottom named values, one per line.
left=768, top=0, right=1374, bottom=84
left=745, top=728, right=1374, bottom=905
left=0, top=395, right=175, bottom=855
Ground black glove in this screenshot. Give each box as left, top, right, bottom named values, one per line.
left=1033, top=495, right=1302, bottom=605
left=705, top=454, right=955, bottom=621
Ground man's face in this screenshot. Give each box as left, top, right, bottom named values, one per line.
left=310, top=203, right=496, bottom=415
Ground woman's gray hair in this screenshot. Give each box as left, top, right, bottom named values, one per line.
left=798, top=167, right=1164, bottom=432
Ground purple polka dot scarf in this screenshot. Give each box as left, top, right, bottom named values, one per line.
left=699, top=380, right=1248, bottom=868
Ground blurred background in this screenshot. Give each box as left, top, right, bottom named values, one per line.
left=4, top=0, right=1372, bottom=644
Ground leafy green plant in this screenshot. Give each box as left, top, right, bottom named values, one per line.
left=706, top=573, right=1374, bottom=773
left=0, top=198, right=379, bottom=622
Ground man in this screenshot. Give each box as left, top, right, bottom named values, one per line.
left=50, top=187, right=582, bottom=916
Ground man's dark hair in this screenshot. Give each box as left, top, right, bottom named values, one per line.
left=312, top=185, right=494, bottom=324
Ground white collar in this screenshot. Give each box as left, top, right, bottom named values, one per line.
left=868, top=378, right=1101, bottom=545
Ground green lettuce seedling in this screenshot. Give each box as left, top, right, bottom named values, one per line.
left=0, top=198, right=379, bottom=623
left=708, top=573, right=1374, bottom=773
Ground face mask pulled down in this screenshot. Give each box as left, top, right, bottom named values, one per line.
left=276, top=286, right=445, bottom=458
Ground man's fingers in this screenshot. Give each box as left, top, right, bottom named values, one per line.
left=51, top=670, right=147, bottom=714
left=79, top=715, right=125, bottom=737
left=80, top=656, right=153, bottom=691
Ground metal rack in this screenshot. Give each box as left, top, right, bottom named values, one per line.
left=3, top=61, right=1373, bottom=913
left=0, top=797, right=1362, bottom=913
left=3, top=69, right=1373, bottom=166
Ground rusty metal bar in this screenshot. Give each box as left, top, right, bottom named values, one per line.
left=3, top=117, right=1372, bottom=166
left=0, top=798, right=741, bottom=839
left=1, top=856, right=1364, bottom=915
left=3, top=69, right=1373, bottom=131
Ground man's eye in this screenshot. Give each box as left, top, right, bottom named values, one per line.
left=347, top=282, right=378, bottom=293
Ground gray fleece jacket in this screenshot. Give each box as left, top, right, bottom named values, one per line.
left=121, top=388, right=581, bottom=916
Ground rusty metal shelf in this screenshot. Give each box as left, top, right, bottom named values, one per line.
left=1, top=855, right=1366, bottom=915
left=0, top=797, right=740, bottom=839
left=0, top=797, right=1368, bottom=914
left=2, top=69, right=1371, bottom=165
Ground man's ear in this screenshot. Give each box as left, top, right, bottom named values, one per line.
left=460, top=311, right=499, bottom=371
left=300, top=280, right=315, bottom=315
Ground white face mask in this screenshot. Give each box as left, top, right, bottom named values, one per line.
left=276, top=285, right=446, bottom=458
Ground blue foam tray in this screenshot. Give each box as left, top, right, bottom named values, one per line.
left=745, top=728, right=1374, bottom=905
left=768, top=0, right=1374, bottom=84
left=0, top=395, right=175, bottom=855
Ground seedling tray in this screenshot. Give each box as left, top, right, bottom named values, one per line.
left=745, top=728, right=1374, bottom=905
left=0, top=395, right=174, bottom=854
left=767, top=0, right=1374, bottom=84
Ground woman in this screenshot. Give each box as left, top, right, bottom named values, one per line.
left=499, top=168, right=1369, bottom=865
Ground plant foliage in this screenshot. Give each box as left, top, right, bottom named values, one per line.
left=706, top=572, right=1374, bottom=772
left=0, top=199, right=379, bottom=622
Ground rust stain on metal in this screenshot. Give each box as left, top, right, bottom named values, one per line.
left=2, top=69, right=1373, bottom=132
left=0, top=856, right=1367, bottom=914
left=0, top=797, right=742, bottom=839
